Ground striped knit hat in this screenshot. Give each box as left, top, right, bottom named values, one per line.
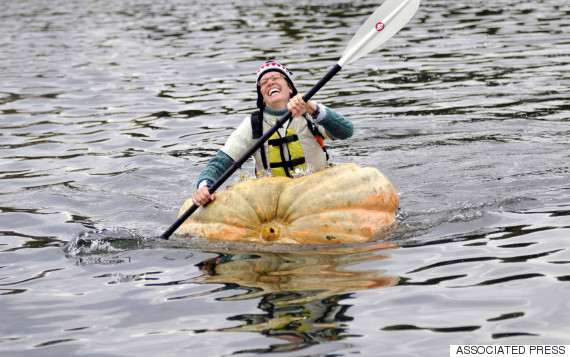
left=256, top=61, right=297, bottom=108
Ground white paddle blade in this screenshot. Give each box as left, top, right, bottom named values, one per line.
left=339, top=0, right=420, bottom=67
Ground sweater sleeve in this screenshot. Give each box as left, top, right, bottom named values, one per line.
left=196, top=150, right=234, bottom=188
left=316, top=106, right=354, bottom=140
left=196, top=116, right=253, bottom=188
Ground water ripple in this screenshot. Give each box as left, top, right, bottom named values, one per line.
left=1, top=0, right=569, bottom=355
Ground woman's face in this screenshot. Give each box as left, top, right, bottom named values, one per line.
left=259, top=72, right=293, bottom=110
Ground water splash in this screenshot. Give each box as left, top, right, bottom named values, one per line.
left=63, top=227, right=145, bottom=257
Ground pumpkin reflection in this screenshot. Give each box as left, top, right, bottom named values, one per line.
left=191, top=243, right=399, bottom=353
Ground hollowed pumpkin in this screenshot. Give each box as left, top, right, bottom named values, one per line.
left=176, top=163, right=399, bottom=244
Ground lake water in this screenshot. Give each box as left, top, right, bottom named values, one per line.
left=1, top=0, right=569, bottom=355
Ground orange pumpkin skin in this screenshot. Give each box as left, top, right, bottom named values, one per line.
left=176, top=163, right=399, bottom=244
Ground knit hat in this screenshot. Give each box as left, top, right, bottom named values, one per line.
left=256, top=61, right=297, bottom=108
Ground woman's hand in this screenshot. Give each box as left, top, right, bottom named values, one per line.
left=192, top=186, right=215, bottom=206
left=287, top=94, right=317, bottom=118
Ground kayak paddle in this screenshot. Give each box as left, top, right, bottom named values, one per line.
left=161, top=0, right=420, bottom=240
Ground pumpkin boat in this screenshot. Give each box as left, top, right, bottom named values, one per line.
left=175, top=163, right=399, bottom=244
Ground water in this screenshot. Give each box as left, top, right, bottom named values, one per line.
left=1, top=0, right=569, bottom=355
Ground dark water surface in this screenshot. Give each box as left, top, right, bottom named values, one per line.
left=1, top=0, right=569, bottom=355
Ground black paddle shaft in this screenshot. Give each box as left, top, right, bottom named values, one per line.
left=160, top=64, right=342, bottom=240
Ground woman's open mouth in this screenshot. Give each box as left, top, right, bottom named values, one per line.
left=268, top=88, right=280, bottom=97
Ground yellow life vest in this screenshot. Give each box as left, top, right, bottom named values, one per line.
left=251, top=111, right=328, bottom=178
left=267, top=127, right=306, bottom=177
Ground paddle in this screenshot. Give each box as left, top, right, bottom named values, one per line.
left=160, top=0, right=420, bottom=240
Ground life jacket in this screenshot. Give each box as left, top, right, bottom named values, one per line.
left=251, top=111, right=328, bottom=178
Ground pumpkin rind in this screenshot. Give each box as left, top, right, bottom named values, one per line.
left=176, top=163, right=399, bottom=244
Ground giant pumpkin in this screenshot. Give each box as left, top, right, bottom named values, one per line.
left=176, top=163, right=399, bottom=244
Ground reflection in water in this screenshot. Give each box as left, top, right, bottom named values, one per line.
left=187, top=243, right=398, bottom=353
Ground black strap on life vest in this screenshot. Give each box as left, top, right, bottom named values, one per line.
left=251, top=110, right=263, bottom=139
left=251, top=110, right=269, bottom=170
left=303, top=115, right=325, bottom=142
left=269, top=157, right=306, bottom=169
left=268, top=135, right=299, bottom=146
left=251, top=110, right=322, bottom=139
left=270, top=131, right=306, bottom=177
left=302, top=114, right=329, bottom=161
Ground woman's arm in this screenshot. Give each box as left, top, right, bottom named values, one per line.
left=316, top=105, right=354, bottom=140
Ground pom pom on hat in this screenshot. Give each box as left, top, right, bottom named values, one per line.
left=255, top=60, right=297, bottom=108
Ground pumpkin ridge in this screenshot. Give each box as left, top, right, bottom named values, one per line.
left=179, top=191, right=261, bottom=229
left=284, top=165, right=391, bottom=221
left=214, top=192, right=262, bottom=228
left=285, top=208, right=396, bottom=243
left=234, top=176, right=289, bottom=224
left=278, top=164, right=358, bottom=221
left=289, top=208, right=396, bottom=226
left=184, top=222, right=258, bottom=241
left=232, top=187, right=265, bottom=226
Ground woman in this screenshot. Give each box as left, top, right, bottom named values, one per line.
left=191, top=61, right=354, bottom=206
